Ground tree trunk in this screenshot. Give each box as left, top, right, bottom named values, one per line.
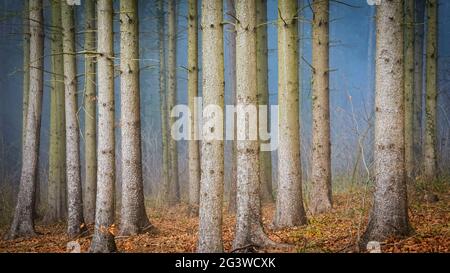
left=89, top=0, right=117, bottom=252
left=119, top=0, right=151, bottom=236
left=360, top=0, right=411, bottom=247
left=167, top=0, right=180, bottom=204
left=45, top=0, right=66, bottom=223
left=187, top=0, right=200, bottom=215
left=83, top=0, right=97, bottom=225
left=413, top=0, right=425, bottom=177
left=273, top=0, right=307, bottom=228
left=21, top=0, right=30, bottom=151
left=62, top=1, right=86, bottom=238
left=256, top=0, right=273, bottom=203
left=157, top=0, right=170, bottom=206
left=423, top=0, right=437, bottom=181
left=233, top=0, right=274, bottom=251
left=310, top=0, right=332, bottom=214
left=198, top=0, right=224, bottom=253
left=5, top=0, right=44, bottom=240
left=226, top=0, right=237, bottom=214
left=404, top=0, right=415, bottom=183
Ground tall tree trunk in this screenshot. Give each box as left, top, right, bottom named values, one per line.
left=83, top=0, right=97, bottom=224
left=157, top=0, right=170, bottom=206
left=423, top=0, right=437, bottom=181
left=62, top=1, right=86, bottom=238
left=21, top=0, right=30, bottom=151
left=167, top=0, right=180, bottom=204
left=119, top=0, right=151, bottom=236
left=5, top=0, right=44, bottom=240
left=226, top=0, right=237, bottom=214
left=233, top=0, right=274, bottom=251
left=187, top=0, right=200, bottom=215
left=273, top=0, right=307, bottom=228
left=413, top=0, right=425, bottom=177
left=256, top=0, right=273, bottom=203
left=198, top=0, right=224, bottom=253
left=360, top=0, right=411, bottom=247
left=89, top=0, right=117, bottom=252
left=404, top=0, right=415, bottom=183
left=310, top=0, right=332, bottom=214
left=45, top=0, right=65, bottom=223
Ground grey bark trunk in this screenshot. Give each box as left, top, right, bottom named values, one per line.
left=45, top=0, right=66, bottom=223
left=226, top=0, right=237, bottom=214
left=89, top=0, right=117, bottom=253
left=21, top=0, right=30, bottom=151
left=198, top=0, right=225, bottom=253
left=83, top=0, right=97, bottom=224
left=413, top=0, right=425, bottom=176
left=423, top=0, right=438, bottom=181
left=233, top=0, right=274, bottom=251
left=310, top=0, right=332, bottom=214
left=119, top=0, right=151, bottom=236
left=273, top=0, right=307, bottom=228
left=188, top=0, right=200, bottom=215
left=167, top=0, right=180, bottom=204
left=157, top=0, right=170, bottom=206
left=256, top=0, right=273, bottom=203
left=62, top=1, right=86, bottom=238
left=360, top=0, right=411, bottom=247
left=404, top=0, right=415, bottom=183
left=6, top=0, right=44, bottom=240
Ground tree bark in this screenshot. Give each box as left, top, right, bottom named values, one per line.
left=5, top=0, right=44, bottom=240
left=226, top=0, right=237, bottom=214
left=157, top=0, right=170, bottom=206
left=360, top=0, right=411, bottom=247
left=89, top=0, right=117, bottom=253
left=423, top=0, right=437, bottom=181
left=273, top=0, right=307, bottom=228
left=119, top=0, right=151, bottom=236
left=256, top=0, right=273, bottom=203
left=310, top=0, right=332, bottom=214
left=167, top=0, right=180, bottom=204
left=45, top=0, right=66, bottom=223
left=83, top=0, right=97, bottom=225
left=62, top=1, right=86, bottom=238
left=413, top=0, right=425, bottom=177
left=21, top=0, right=30, bottom=151
left=187, top=0, right=200, bottom=215
left=413, top=0, right=425, bottom=176
left=198, top=0, right=224, bottom=253
left=404, top=0, right=415, bottom=183
left=233, top=0, right=274, bottom=251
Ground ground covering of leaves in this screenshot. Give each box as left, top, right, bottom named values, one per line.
left=0, top=185, right=448, bottom=253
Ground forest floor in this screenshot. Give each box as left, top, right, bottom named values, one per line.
left=0, top=183, right=449, bottom=253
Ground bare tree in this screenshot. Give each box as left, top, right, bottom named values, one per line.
left=21, top=0, right=30, bottom=150
left=423, top=0, right=438, bottom=181
left=310, top=0, right=332, bottom=214
left=233, top=0, right=275, bottom=251
left=360, top=0, right=411, bottom=246
left=89, top=0, right=117, bottom=253
left=62, top=1, right=86, bottom=238
left=83, top=0, right=97, bottom=224
left=119, top=0, right=152, bottom=235
left=45, top=0, right=66, bottom=223
left=198, top=0, right=225, bottom=253
left=157, top=0, right=170, bottom=205
left=167, top=0, right=180, bottom=203
left=226, top=0, right=238, bottom=214
left=413, top=0, right=425, bottom=175
left=6, top=0, right=44, bottom=240
left=256, top=0, right=273, bottom=203
left=273, top=0, right=307, bottom=228
left=187, top=0, right=200, bottom=215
